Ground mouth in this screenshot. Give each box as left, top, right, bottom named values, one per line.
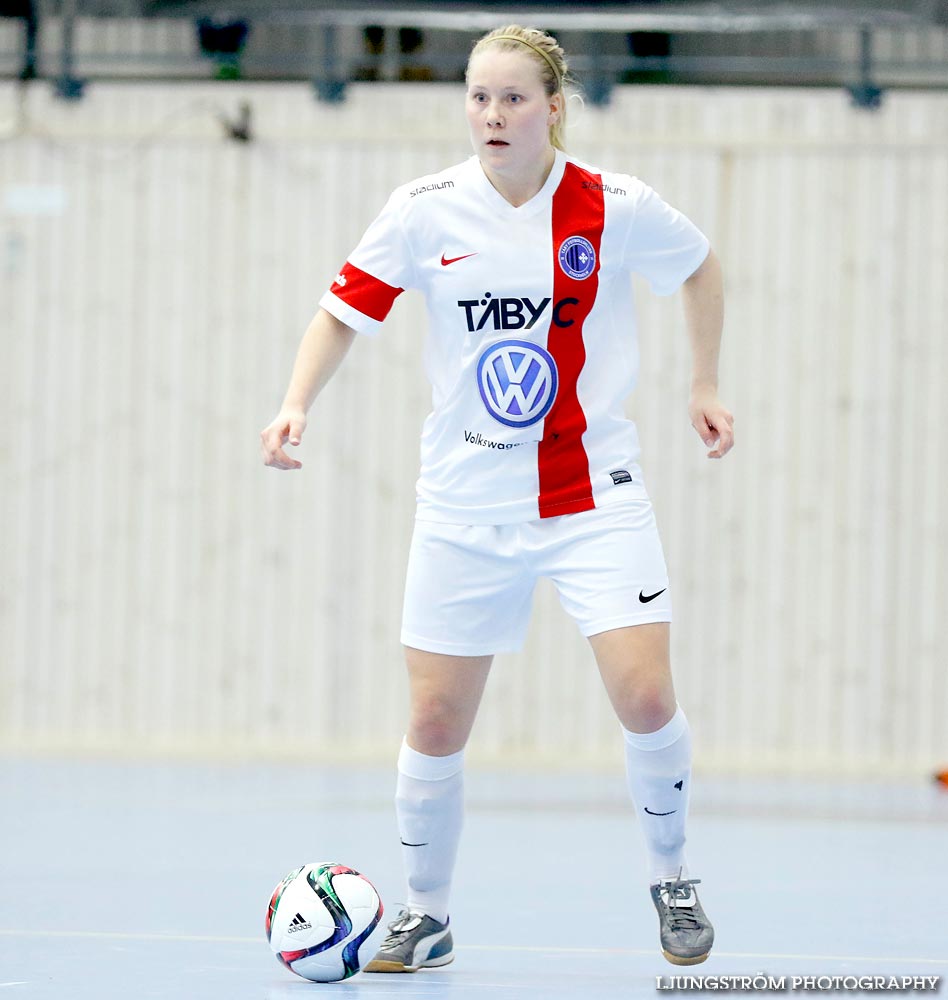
left=486, top=139, right=509, bottom=147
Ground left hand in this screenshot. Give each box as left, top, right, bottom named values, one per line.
left=688, top=386, right=734, bottom=459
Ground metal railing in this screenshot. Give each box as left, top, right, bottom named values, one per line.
left=1, top=2, right=947, bottom=108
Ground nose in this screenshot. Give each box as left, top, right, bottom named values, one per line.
left=486, top=99, right=504, bottom=128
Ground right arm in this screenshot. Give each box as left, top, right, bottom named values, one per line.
left=260, top=308, right=357, bottom=470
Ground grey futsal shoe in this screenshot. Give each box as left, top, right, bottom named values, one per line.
left=650, top=876, right=715, bottom=966
left=363, top=909, right=454, bottom=973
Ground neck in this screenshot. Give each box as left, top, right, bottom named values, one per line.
left=481, top=147, right=557, bottom=207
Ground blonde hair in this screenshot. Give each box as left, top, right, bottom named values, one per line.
left=467, top=25, right=570, bottom=152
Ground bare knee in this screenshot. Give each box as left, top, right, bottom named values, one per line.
left=407, top=693, right=471, bottom=755
left=619, top=685, right=677, bottom=734
left=403, top=647, right=492, bottom=756
left=589, top=624, right=677, bottom=733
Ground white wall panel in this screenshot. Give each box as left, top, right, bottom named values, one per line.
left=1, top=81, right=946, bottom=774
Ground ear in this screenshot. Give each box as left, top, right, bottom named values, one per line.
left=548, top=91, right=564, bottom=123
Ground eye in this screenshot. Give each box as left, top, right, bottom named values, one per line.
left=508, top=94, right=522, bottom=104
left=472, top=92, right=488, bottom=103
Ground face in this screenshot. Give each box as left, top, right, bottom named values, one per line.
left=466, top=48, right=561, bottom=177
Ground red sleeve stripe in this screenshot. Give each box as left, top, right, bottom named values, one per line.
left=330, top=261, right=404, bottom=322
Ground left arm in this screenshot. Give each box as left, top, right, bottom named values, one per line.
left=681, top=248, right=734, bottom=459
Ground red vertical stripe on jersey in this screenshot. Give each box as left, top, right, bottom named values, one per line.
left=537, top=163, right=605, bottom=518
left=330, top=261, right=404, bottom=322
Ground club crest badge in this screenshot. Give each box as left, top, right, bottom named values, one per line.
left=558, top=235, right=596, bottom=280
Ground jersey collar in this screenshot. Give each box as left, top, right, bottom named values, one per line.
left=471, top=149, right=567, bottom=219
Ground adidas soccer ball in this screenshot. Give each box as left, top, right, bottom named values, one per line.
left=266, top=863, right=383, bottom=982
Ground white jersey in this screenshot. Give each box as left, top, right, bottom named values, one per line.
left=319, top=150, right=709, bottom=525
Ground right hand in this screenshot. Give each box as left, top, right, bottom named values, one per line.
left=260, top=409, right=307, bottom=470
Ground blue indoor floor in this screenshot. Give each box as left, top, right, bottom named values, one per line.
left=1, top=758, right=946, bottom=998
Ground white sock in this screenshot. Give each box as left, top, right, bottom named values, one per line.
left=395, top=738, right=464, bottom=924
left=623, top=705, right=692, bottom=884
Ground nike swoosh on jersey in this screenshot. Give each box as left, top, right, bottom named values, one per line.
left=441, top=252, right=478, bottom=266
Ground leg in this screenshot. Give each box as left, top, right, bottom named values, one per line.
left=590, top=622, right=690, bottom=880
left=590, top=623, right=713, bottom=966
left=399, top=646, right=491, bottom=919
left=589, top=621, right=676, bottom=733
left=365, top=647, right=492, bottom=973
left=373, top=517, right=532, bottom=972
left=404, top=645, right=493, bottom=756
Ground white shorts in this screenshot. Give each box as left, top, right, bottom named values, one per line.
left=400, top=500, right=672, bottom=657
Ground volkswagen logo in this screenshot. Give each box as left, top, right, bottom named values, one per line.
left=476, top=340, right=558, bottom=428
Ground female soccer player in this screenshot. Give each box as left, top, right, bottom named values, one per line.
left=261, top=24, right=733, bottom=970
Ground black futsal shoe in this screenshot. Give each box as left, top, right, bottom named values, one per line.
left=650, top=875, right=714, bottom=965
